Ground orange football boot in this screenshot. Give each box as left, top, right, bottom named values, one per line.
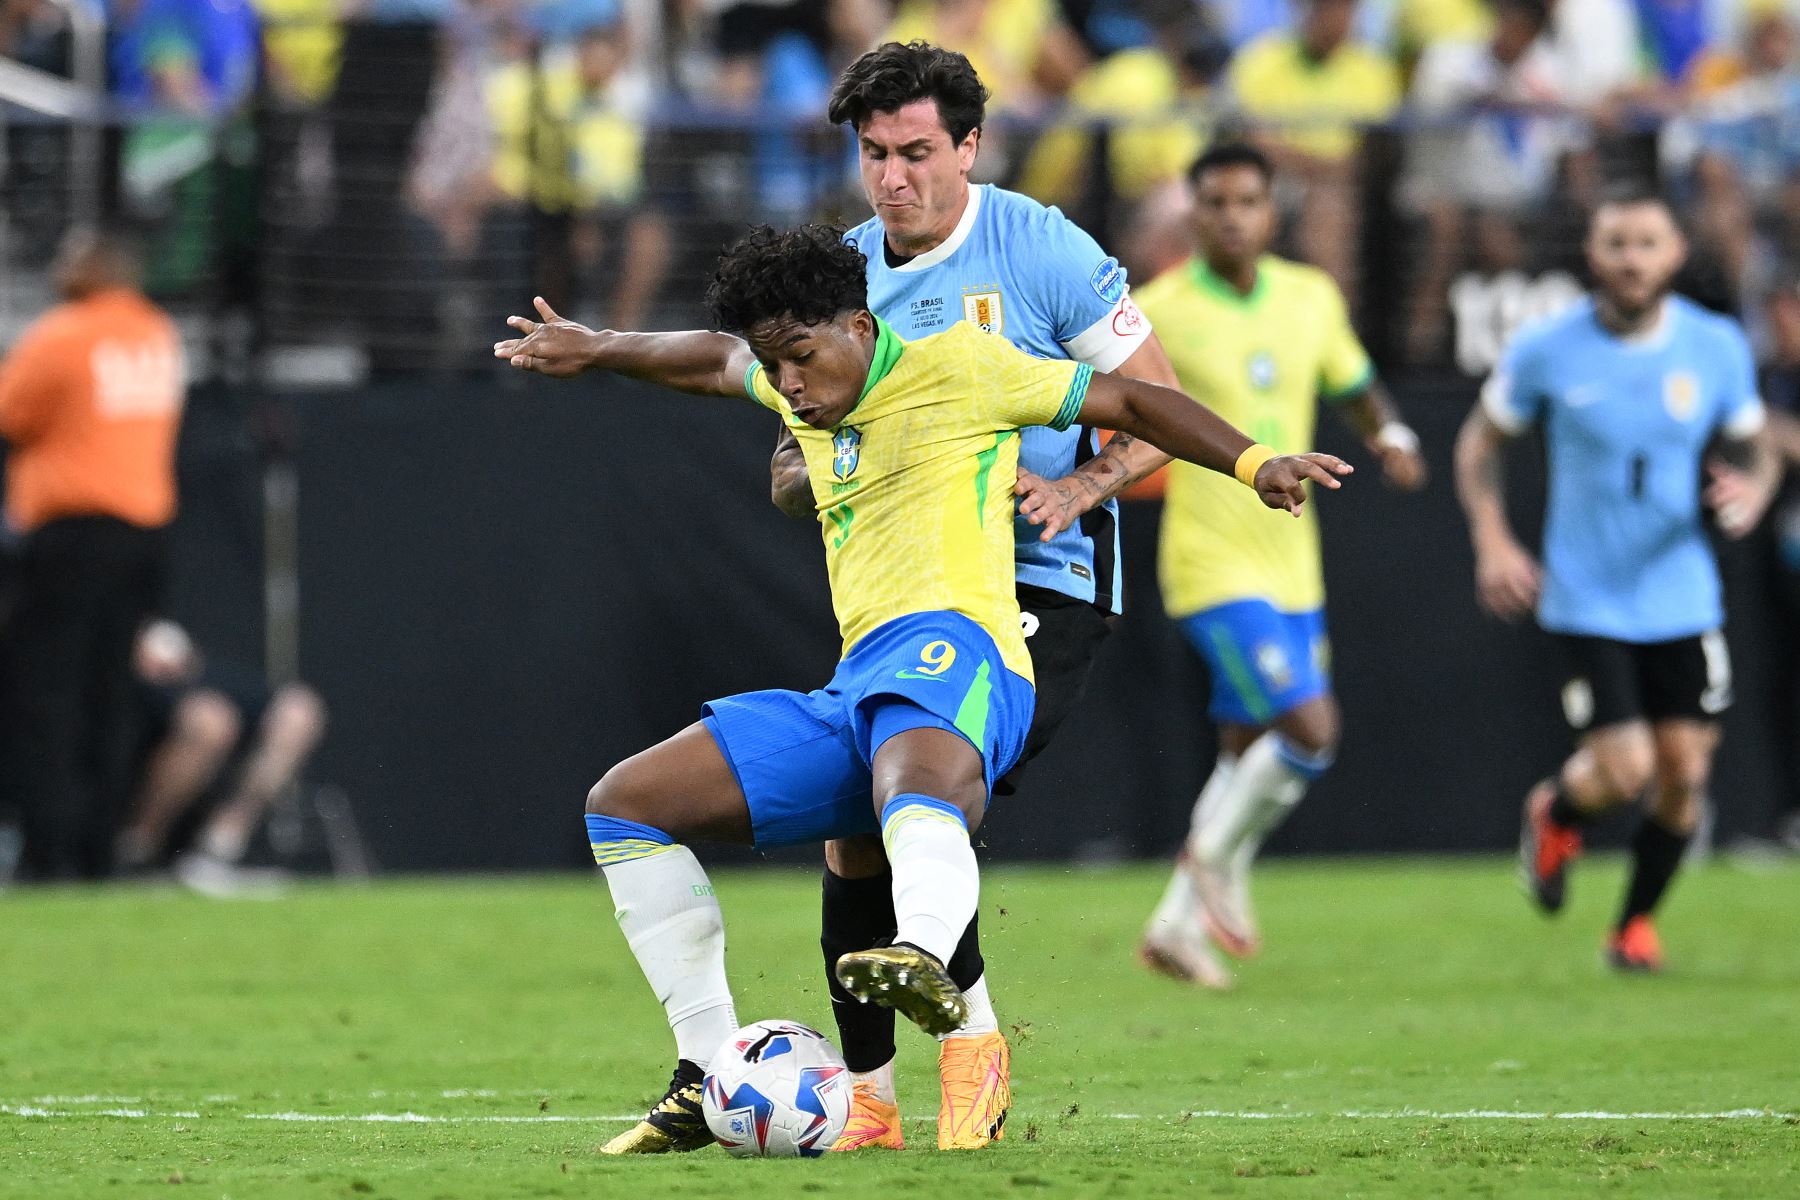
left=937, top=1031, right=1010, bottom=1150
left=829, top=1077, right=904, bottom=1151
left=1607, top=916, right=1665, bottom=973
left=1520, top=779, right=1583, bottom=914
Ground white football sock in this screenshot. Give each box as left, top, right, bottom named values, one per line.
left=1146, top=866, right=1198, bottom=939
left=852, top=1059, right=897, bottom=1104
left=1187, top=753, right=1241, bottom=842
left=883, top=796, right=978, bottom=966
left=944, top=974, right=998, bottom=1039
left=1191, top=733, right=1329, bottom=867
left=601, top=845, right=738, bottom=1067
left=1145, top=756, right=1239, bottom=936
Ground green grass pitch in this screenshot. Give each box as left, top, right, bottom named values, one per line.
left=5, top=857, right=1797, bottom=1198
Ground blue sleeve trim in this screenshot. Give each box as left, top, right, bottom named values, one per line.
left=1051, top=363, right=1094, bottom=431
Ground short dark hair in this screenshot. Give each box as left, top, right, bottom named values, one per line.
left=1493, top=0, right=1550, bottom=28
left=706, top=224, right=870, bottom=335
left=1590, top=181, right=1680, bottom=228
left=827, top=41, right=990, bottom=145
left=1188, top=141, right=1275, bottom=188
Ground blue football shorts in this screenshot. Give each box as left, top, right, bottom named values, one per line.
left=1177, top=599, right=1331, bottom=726
left=700, top=610, right=1035, bottom=850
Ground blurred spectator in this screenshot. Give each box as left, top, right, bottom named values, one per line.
left=114, top=620, right=327, bottom=896
left=1544, top=0, right=1641, bottom=108
left=251, top=0, right=346, bottom=106
left=884, top=0, right=1091, bottom=111
left=1226, top=0, right=1401, bottom=297
left=108, top=0, right=260, bottom=296
left=1018, top=0, right=1229, bottom=211
left=409, top=13, right=661, bottom=357
left=321, top=0, right=449, bottom=369
left=1674, top=9, right=1800, bottom=294
left=1690, top=4, right=1797, bottom=97
left=0, top=0, right=75, bottom=70
left=1401, top=0, right=1592, bottom=361
left=1389, top=0, right=1493, bottom=63
left=0, top=228, right=184, bottom=881
left=1208, top=0, right=1392, bottom=49
left=109, top=0, right=260, bottom=115
left=1754, top=270, right=1800, bottom=843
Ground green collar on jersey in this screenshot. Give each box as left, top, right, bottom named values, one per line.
left=1191, top=257, right=1268, bottom=307
left=854, top=316, right=906, bottom=409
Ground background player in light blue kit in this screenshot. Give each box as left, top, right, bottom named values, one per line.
left=769, top=41, right=1181, bottom=1151
left=1455, top=189, right=1783, bottom=973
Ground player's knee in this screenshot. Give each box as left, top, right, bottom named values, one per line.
left=1278, top=701, right=1339, bottom=761
left=175, top=691, right=241, bottom=754
left=1594, top=740, right=1656, bottom=801
left=268, top=684, right=328, bottom=749
left=824, top=835, right=888, bottom=879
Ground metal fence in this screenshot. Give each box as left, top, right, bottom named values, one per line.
left=3, top=42, right=1793, bottom=390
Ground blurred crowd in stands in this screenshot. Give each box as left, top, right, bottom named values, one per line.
left=9, top=0, right=1800, bottom=368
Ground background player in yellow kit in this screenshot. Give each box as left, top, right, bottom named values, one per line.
left=1018, top=143, right=1426, bottom=987
left=495, top=223, right=1352, bottom=1151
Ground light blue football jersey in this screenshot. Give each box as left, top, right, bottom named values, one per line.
left=845, top=184, right=1154, bottom=613
left=1484, top=295, right=1766, bottom=642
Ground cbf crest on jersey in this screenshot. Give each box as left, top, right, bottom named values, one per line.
left=963, top=291, right=1005, bottom=336
left=831, top=425, right=862, bottom=482
left=1663, top=370, right=1700, bottom=422
left=1248, top=351, right=1277, bottom=391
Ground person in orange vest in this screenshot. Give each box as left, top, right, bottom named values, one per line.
left=0, top=227, right=185, bottom=880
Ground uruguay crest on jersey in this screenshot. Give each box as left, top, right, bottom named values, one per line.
left=831, top=425, right=862, bottom=482
left=963, top=291, right=1005, bottom=336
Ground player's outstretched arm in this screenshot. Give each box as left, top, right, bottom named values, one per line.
left=494, top=297, right=754, bottom=398
left=1453, top=406, right=1540, bottom=620
left=770, top=425, right=814, bottom=518
left=1077, top=373, right=1351, bottom=516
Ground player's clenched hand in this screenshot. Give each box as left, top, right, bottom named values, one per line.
left=1015, top=468, right=1099, bottom=542
left=493, top=297, right=599, bottom=377
left=1474, top=535, right=1541, bottom=621
left=1252, top=453, right=1353, bottom=517
left=1703, top=461, right=1771, bottom=539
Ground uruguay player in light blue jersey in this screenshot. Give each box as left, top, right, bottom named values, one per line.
left=769, top=42, right=1182, bottom=1152
left=1455, top=189, right=1782, bottom=973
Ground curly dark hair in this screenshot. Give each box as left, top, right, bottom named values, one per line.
left=827, top=41, right=990, bottom=144
left=706, top=224, right=870, bottom=335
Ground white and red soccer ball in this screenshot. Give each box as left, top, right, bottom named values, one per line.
left=702, top=1019, right=852, bottom=1157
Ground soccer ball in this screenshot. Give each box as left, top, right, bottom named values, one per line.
left=702, top=1019, right=852, bottom=1157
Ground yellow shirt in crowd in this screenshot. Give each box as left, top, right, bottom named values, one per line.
left=487, top=59, right=643, bottom=213
left=1228, top=33, right=1401, bottom=162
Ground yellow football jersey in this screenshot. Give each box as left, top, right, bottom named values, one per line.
left=1135, top=256, right=1372, bottom=618
left=746, top=320, right=1090, bottom=680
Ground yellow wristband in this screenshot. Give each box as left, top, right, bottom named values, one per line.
left=1233, top=444, right=1277, bottom=489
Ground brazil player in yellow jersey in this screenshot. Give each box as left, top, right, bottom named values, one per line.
left=1018, top=144, right=1426, bottom=987
left=495, top=223, right=1351, bottom=1151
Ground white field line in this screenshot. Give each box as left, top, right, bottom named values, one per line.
left=3, top=1103, right=1795, bottom=1124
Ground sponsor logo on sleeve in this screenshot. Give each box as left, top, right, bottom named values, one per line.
left=1090, top=258, right=1126, bottom=304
